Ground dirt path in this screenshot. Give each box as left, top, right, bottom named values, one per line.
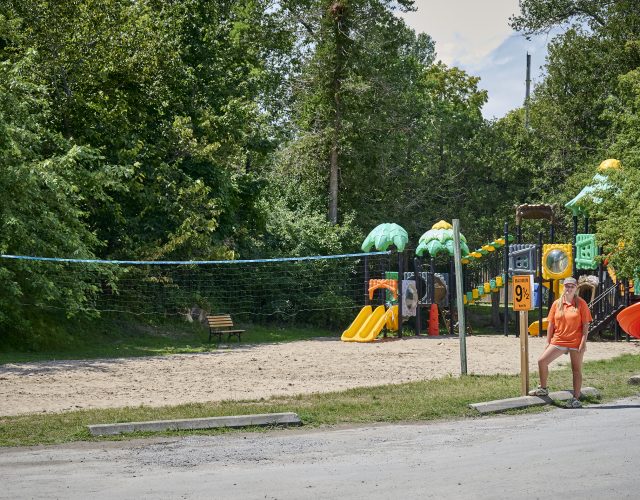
left=1, top=336, right=638, bottom=416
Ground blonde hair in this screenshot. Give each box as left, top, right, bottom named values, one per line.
left=557, top=291, right=577, bottom=317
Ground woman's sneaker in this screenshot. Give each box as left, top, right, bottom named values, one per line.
left=528, top=386, right=549, bottom=397
left=566, top=397, right=582, bottom=408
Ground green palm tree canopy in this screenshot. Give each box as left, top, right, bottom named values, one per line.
left=361, top=223, right=409, bottom=252
left=566, top=159, right=622, bottom=216
left=416, top=222, right=469, bottom=257
left=565, top=173, right=611, bottom=216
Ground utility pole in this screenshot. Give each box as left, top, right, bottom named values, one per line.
left=525, top=52, right=531, bottom=129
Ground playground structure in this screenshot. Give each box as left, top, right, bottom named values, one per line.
left=342, top=158, right=640, bottom=343
left=343, top=219, right=511, bottom=341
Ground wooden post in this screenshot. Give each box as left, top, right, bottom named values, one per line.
left=453, top=219, right=467, bottom=375
left=513, top=274, right=533, bottom=396
left=520, top=310, right=529, bottom=396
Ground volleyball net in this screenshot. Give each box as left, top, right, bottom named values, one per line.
left=0, top=252, right=391, bottom=328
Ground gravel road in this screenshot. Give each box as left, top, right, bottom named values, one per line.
left=2, top=395, right=640, bottom=499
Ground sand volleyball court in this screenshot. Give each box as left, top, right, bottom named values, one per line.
left=1, top=336, right=638, bottom=416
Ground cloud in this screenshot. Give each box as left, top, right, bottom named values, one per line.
left=399, top=1, right=557, bottom=118
left=400, top=0, right=520, bottom=66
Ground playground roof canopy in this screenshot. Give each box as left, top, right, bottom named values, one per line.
left=361, top=223, right=409, bottom=252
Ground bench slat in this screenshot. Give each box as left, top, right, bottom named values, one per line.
left=209, top=321, right=234, bottom=327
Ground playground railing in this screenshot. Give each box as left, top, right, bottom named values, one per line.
left=588, top=281, right=624, bottom=337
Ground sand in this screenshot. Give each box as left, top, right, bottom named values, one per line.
left=1, top=336, right=639, bottom=417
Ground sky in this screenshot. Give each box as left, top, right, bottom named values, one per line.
left=400, top=0, right=554, bottom=119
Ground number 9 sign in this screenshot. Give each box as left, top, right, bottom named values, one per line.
left=513, top=275, right=533, bottom=311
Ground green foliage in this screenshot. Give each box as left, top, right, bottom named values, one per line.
left=588, top=66, right=640, bottom=276
left=277, top=1, right=435, bottom=228
left=257, top=195, right=362, bottom=256
left=275, top=12, right=498, bottom=246
left=2, top=0, right=288, bottom=260
left=0, top=44, right=125, bottom=344
left=511, top=0, right=634, bottom=35
left=504, top=0, right=640, bottom=246
left=5, top=0, right=640, bottom=349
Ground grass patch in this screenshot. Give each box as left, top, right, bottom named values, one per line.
left=0, top=317, right=334, bottom=364
left=2, top=353, right=638, bottom=447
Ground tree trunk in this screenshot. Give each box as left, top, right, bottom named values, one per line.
left=491, top=290, right=502, bottom=329
left=329, top=138, right=339, bottom=224
left=328, top=1, right=346, bottom=225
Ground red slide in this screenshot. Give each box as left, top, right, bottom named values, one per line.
left=616, top=302, right=640, bottom=339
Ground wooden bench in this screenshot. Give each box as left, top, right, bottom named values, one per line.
left=206, top=314, right=246, bottom=343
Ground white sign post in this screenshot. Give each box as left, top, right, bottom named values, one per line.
left=452, top=219, right=467, bottom=375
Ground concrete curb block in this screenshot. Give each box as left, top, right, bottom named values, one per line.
left=88, top=412, right=302, bottom=436
left=469, top=387, right=601, bottom=414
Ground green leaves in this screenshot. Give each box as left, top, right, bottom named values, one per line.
left=0, top=46, right=122, bottom=342
left=505, top=0, right=640, bottom=277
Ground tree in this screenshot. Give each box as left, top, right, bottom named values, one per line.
left=0, top=43, right=125, bottom=346
left=0, top=0, right=295, bottom=345
left=510, top=1, right=640, bottom=36
left=506, top=0, right=640, bottom=241
left=3, top=0, right=292, bottom=260
left=589, top=69, right=640, bottom=278
left=278, top=0, right=419, bottom=225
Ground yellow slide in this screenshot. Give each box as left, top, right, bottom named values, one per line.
left=355, top=305, right=398, bottom=342
left=528, top=318, right=548, bottom=336
left=352, top=305, right=385, bottom=342
left=342, top=305, right=399, bottom=342
left=342, top=305, right=373, bottom=341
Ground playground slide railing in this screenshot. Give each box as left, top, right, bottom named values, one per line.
left=588, top=281, right=626, bottom=338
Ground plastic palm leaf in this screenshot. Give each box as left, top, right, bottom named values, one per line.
left=361, top=223, right=408, bottom=252
left=361, top=233, right=376, bottom=252
left=392, top=234, right=407, bottom=252
left=426, top=239, right=446, bottom=256
left=444, top=239, right=455, bottom=255
left=374, top=229, right=391, bottom=251
left=418, top=229, right=440, bottom=244
left=439, top=228, right=454, bottom=243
